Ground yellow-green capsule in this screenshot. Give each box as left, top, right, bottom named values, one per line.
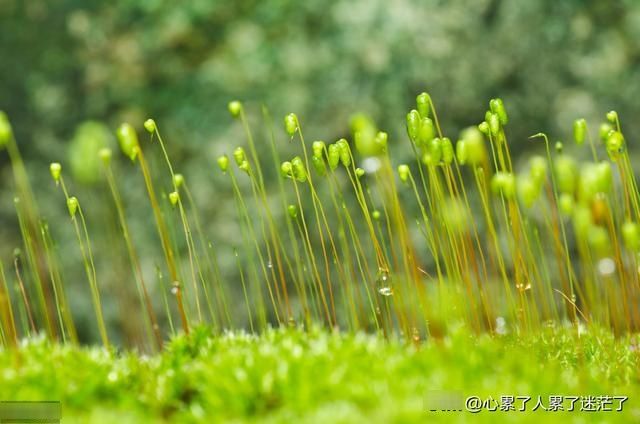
left=355, top=167, right=365, bottom=178
left=337, top=138, right=351, bottom=167
left=406, top=110, right=421, bottom=143
left=312, top=141, right=326, bottom=158
left=50, top=162, right=62, bottom=183
left=489, top=98, right=508, bottom=126
left=622, top=221, right=640, bottom=251
left=441, top=137, right=453, bottom=164
left=417, top=117, right=435, bottom=147
left=169, top=191, right=179, bottom=206
left=228, top=101, right=242, bottom=118
left=372, top=210, right=381, bottom=220
left=594, top=161, right=612, bottom=193
left=375, top=131, right=388, bottom=153
left=488, top=112, right=500, bottom=137
left=517, top=177, right=539, bottom=208
left=416, top=92, right=431, bottom=118
left=558, top=193, right=574, bottom=216
left=554, top=155, right=577, bottom=194
left=287, top=204, right=299, bottom=219
left=328, top=143, right=340, bottom=170
left=291, top=156, right=307, bottom=182
left=478, top=121, right=490, bottom=135
left=599, top=123, right=613, bottom=141
left=116, top=123, right=140, bottom=161
left=99, top=148, right=112, bottom=166
left=217, top=155, right=229, bottom=172
left=421, top=137, right=442, bottom=166
left=606, top=110, right=618, bottom=124
left=398, top=164, right=410, bottom=182
left=0, top=111, right=12, bottom=146
left=238, top=160, right=250, bottom=174
left=606, top=131, right=625, bottom=160
left=280, top=161, right=293, bottom=178
left=173, top=174, right=184, bottom=188
left=284, top=113, right=298, bottom=136
left=587, top=225, right=610, bottom=257
left=491, top=172, right=516, bottom=199
left=460, top=126, right=485, bottom=166
left=67, top=196, right=79, bottom=217
left=456, top=140, right=467, bottom=165
left=529, top=155, right=547, bottom=188
left=573, top=118, right=586, bottom=145
left=144, top=118, right=156, bottom=134
left=312, top=155, right=327, bottom=176
left=233, top=147, right=246, bottom=166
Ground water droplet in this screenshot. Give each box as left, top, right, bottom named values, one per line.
left=597, top=257, right=615, bottom=276
left=376, top=268, right=393, bottom=296
left=378, top=287, right=394, bottom=297
left=515, top=281, right=532, bottom=291
left=267, top=260, right=273, bottom=269
left=495, top=316, right=507, bottom=335
left=171, top=281, right=180, bottom=295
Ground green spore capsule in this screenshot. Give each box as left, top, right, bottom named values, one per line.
left=490, top=98, right=508, bottom=126
left=622, top=221, right=640, bottom=251
left=555, top=141, right=563, bottom=153
left=217, top=155, right=229, bottom=172
left=372, top=210, right=381, bottom=220
left=460, top=126, right=486, bottom=166
left=280, top=161, right=293, bottom=178
left=375, top=131, right=388, bottom=153
left=587, top=225, right=610, bottom=257
left=517, top=177, right=539, bottom=208
left=406, top=110, right=421, bottom=143
left=312, top=155, right=327, bottom=176
left=558, top=193, right=574, bottom=216
left=50, top=162, right=62, bottom=183
left=67, top=196, right=79, bottom=217
left=284, top=113, right=298, bottom=136
left=417, top=117, right=435, bottom=147
left=287, top=204, right=299, bottom=219
left=416, top=92, right=431, bottom=118
left=233, top=147, right=246, bottom=166
left=491, top=172, right=516, bottom=199
left=478, top=121, right=490, bottom=135
left=0, top=111, right=12, bottom=146
left=312, top=141, right=326, bottom=158
left=606, top=110, right=618, bottom=124
left=228, top=101, right=242, bottom=118
left=337, top=138, right=351, bottom=167
left=173, top=174, right=184, bottom=188
left=599, top=123, right=613, bottom=141
left=116, top=123, right=140, bottom=161
left=554, top=155, right=577, bottom=194
left=398, top=164, right=410, bottom=183
left=456, top=140, right=467, bottom=165
left=238, top=160, right=250, bottom=174
left=441, top=137, right=453, bottom=165
left=594, top=161, right=613, bottom=193
left=99, top=148, right=112, bottom=166
left=355, top=167, right=365, bottom=178
left=529, top=155, right=547, bottom=188
left=488, top=112, right=500, bottom=137
left=573, top=118, right=587, bottom=145
left=605, top=131, right=625, bottom=160
left=421, top=137, right=442, bottom=166
left=169, top=191, right=179, bottom=206
left=291, top=156, right=307, bottom=182
left=143, top=118, right=156, bottom=134
left=328, top=143, right=340, bottom=170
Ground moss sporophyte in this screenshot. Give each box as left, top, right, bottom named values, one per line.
left=0, top=93, right=639, bottom=351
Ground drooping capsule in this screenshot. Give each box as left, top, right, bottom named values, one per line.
left=280, top=161, right=293, bottom=178
left=488, top=112, right=500, bottom=137
left=573, top=118, right=586, bottom=145
left=228, top=101, right=242, bottom=118
left=169, top=191, right=179, bottom=206
left=491, top=172, right=516, bottom=199
left=291, top=156, right=307, bottom=182
left=398, top=164, right=410, bottom=183
left=605, top=131, right=625, bottom=161
left=67, top=196, right=79, bottom=217
left=489, top=98, right=508, bottom=126
left=0, top=111, right=12, bottom=146
left=622, top=221, right=640, bottom=252
left=417, top=117, right=435, bottom=147
left=460, top=126, right=485, bottom=166
left=287, top=204, right=299, bottom=219
left=311, top=155, right=327, bottom=176
left=173, top=174, right=184, bottom=188
left=441, top=137, right=454, bottom=165
left=217, top=155, right=229, bottom=172
left=116, top=123, right=140, bottom=161
left=284, top=113, right=298, bottom=136
left=328, top=143, right=340, bottom=170
left=50, top=163, right=62, bottom=182
left=312, top=141, right=326, bottom=158
left=416, top=92, right=431, bottom=118
left=233, top=147, right=246, bottom=166
left=99, top=148, right=112, bottom=166
left=144, top=118, right=157, bottom=134
left=599, top=123, right=613, bottom=141
left=456, top=140, right=467, bottom=165
left=421, top=137, right=442, bottom=166
left=336, top=138, right=351, bottom=167
left=606, top=110, right=618, bottom=124
left=375, top=131, right=388, bottom=154
left=406, top=110, right=421, bottom=143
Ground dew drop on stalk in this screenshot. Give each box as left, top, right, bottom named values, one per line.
left=267, top=260, right=273, bottom=269
left=171, top=281, right=180, bottom=295
left=376, top=268, right=393, bottom=296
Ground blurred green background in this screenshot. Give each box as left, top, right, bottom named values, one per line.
left=1, top=0, right=639, bottom=345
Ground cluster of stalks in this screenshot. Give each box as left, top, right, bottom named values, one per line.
left=0, top=93, right=638, bottom=351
